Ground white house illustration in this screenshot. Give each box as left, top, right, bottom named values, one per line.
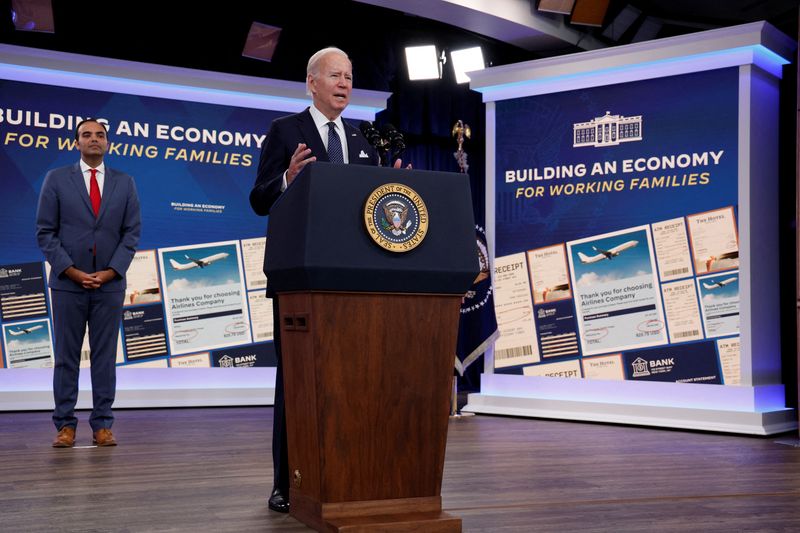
left=573, top=111, right=642, bottom=147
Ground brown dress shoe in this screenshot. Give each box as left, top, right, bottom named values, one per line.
left=93, top=428, right=117, bottom=446
left=52, top=426, right=76, bottom=448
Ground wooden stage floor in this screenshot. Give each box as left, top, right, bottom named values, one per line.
left=1, top=407, right=799, bottom=532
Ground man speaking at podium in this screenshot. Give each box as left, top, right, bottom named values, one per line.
left=250, top=46, right=384, bottom=513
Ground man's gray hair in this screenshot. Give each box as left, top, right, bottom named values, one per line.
left=306, top=47, right=349, bottom=95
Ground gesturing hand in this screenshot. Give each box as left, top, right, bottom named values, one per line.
left=287, top=143, right=316, bottom=185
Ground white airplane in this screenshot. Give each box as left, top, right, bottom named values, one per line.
left=702, top=276, right=737, bottom=290
left=577, top=240, right=638, bottom=264
left=169, top=252, right=229, bottom=271
left=7, top=324, right=43, bottom=336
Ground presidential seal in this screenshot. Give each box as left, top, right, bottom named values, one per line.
left=364, top=183, right=428, bottom=252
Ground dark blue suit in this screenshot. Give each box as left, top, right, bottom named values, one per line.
left=36, top=162, right=141, bottom=431
left=250, top=108, right=377, bottom=493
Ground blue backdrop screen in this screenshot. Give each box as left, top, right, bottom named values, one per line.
left=0, top=78, right=286, bottom=368
left=492, top=68, right=742, bottom=385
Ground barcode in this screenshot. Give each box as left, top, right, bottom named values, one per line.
left=495, top=345, right=533, bottom=360
left=673, top=330, right=699, bottom=338
left=663, top=267, right=689, bottom=277
left=256, top=332, right=272, bottom=339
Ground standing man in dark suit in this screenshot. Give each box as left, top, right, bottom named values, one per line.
left=250, top=46, right=399, bottom=513
left=36, top=118, right=141, bottom=448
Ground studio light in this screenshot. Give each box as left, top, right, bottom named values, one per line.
left=537, top=0, right=576, bottom=15
left=601, top=5, right=642, bottom=41
left=405, top=45, right=441, bottom=80
left=241, top=22, right=282, bottom=63
left=571, top=0, right=611, bottom=27
left=632, top=16, right=663, bottom=43
left=450, top=47, right=484, bottom=84
left=11, top=0, right=54, bottom=33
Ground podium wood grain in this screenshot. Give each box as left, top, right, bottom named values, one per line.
left=280, top=291, right=462, bottom=531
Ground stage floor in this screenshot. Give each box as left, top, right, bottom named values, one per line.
left=1, top=406, right=799, bottom=532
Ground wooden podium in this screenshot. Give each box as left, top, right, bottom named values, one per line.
left=265, top=163, right=478, bottom=532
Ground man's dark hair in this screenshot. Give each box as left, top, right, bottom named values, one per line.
left=74, top=118, right=108, bottom=140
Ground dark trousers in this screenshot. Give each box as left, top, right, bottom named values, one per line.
left=51, top=288, right=125, bottom=431
left=271, top=297, right=289, bottom=492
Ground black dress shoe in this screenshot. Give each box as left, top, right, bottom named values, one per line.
left=268, top=487, right=290, bottom=513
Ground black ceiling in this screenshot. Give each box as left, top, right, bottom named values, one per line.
left=0, top=1, right=535, bottom=91
left=0, top=1, right=796, bottom=93
left=599, top=0, right=798, bottom=43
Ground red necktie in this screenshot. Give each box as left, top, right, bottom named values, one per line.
left=89, top=168, right=101, bottom=217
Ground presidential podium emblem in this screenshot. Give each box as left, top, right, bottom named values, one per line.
left=364, top=183, right=428, bottom=252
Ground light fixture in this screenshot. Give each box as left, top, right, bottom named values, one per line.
left=450, top=47, right=484, bottom=84
left=11, top=0, right=54, bottom=33
left=601, top=5, right=642, bottom=41
left=632, top=17, right=663, bottom=43
left=571, top=0, right=611, bottom=27
left=537, top=0, right=576, bottom=15
left=242, top=22, right=282, bottom=62
left=405, top=45, right=441, bottom=80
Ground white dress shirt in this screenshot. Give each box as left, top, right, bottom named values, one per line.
left=79, top=159, right=105, bottom=197
left=307, top=104, right=350, bottom=164
left=281, top=104, right=350, bottom=191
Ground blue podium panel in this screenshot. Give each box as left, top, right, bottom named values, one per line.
left=266, top=162, right=477, bottom=295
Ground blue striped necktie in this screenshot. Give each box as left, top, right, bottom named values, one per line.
left=327, top=122, right=344, bottom=164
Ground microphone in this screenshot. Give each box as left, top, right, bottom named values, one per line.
left=359, top=121, right=381, bottom=147
left=379, top=122, right=397, bottom=140
left=380, top=123, right=406, bottom=153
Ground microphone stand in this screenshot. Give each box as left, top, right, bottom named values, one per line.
left=376, top=139, right=391, bottom=166
left=359, top=121, right=407, bottom=167
left=381, top=124, right=405, bottom=167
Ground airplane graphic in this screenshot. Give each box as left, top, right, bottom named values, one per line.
left=577, top=240, right=638, bottom=264
left=169, top=252, right=229, bottom=271
left=7, top=324, right=43, bottom=336
left=702, top=276, right=737, bottom=290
